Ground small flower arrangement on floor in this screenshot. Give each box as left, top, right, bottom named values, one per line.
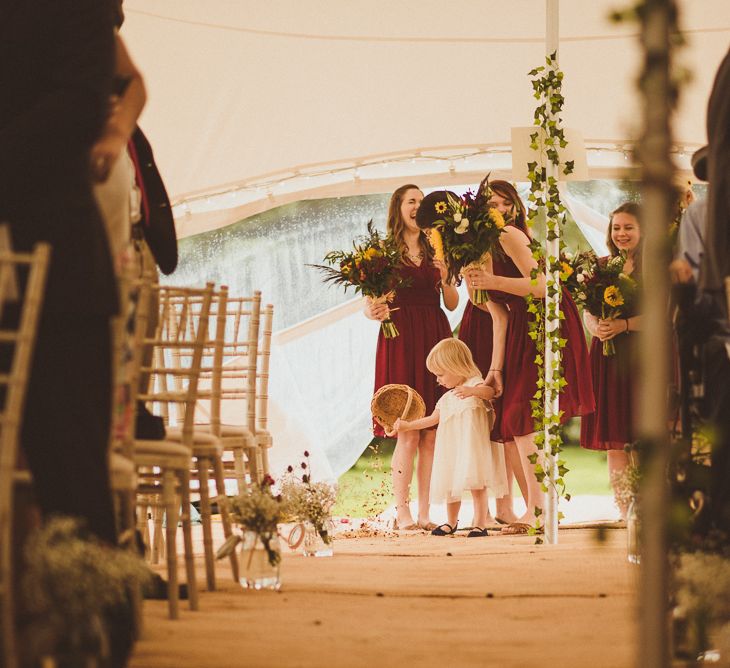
left=281, top=451, right=337, bottom=549
left=20, top=517, right=151, bottom=666
left=579, top=253, right=638, bottom=356
left=229, top=474, right=285, bottom=568
left=310, top=221, right=408, bottom=338
left=421, top=180, right=506, bottom=304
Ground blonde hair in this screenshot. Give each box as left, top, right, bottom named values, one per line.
left=426, top=338, right=481, bottom=382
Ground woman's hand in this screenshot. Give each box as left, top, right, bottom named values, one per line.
left=433, top=259, right=449, bottom=283
left=484, top=369, right=503, bottom=397
left=364, top=298, right=390, bottom=322
left=453, top=385, right=475, bottom=399
left=596, top=318, right=626, bottom=341
left=464, top=267, right=496, bottom=291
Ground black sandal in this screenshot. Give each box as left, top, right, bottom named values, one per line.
left=431, top=523, right=457, bottom=536
left=466, top=527, right=489, bottom=538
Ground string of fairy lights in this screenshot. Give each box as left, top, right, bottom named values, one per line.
left=172, top=141, right=699, bottom=218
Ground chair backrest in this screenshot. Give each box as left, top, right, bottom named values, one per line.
left=256, top=304, right=274, bottom=435
left=139, top=283, right=215, bottom=446
left=162, top=289, right=262, bottom=436
left=0, top=242, right=51, bottom=668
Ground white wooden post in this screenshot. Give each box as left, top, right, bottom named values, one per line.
left=543, top=0, right=560, bottom=545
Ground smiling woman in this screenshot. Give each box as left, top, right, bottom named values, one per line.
left=580, top=201, right=643, bottom=518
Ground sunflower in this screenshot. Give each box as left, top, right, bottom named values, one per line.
left=434, top=201, right=447, bottom=214
left=560, top=262, right=574, bottom=278
left=490, top=209, right=506, bottom=229
left=604, top=285, right=624, bottom=308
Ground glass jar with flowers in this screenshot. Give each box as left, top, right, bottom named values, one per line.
left=281, top=452, right=337, bottom=557
left=227, top=475, right=284, bottom=590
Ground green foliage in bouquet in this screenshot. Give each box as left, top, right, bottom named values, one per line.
left=559, top=249, right=598, bottom=308
left=20, top=517, right=151, bottom=664
left=281, top=451, right=337, bottom=545
left=310, top=220, right=408, bottom=337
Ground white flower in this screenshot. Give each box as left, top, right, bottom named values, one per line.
left=455, top=218, right=469, bottom=234
left=453, top=212, right=462, bottom=223
left=576, top=273, right=585, bottom=283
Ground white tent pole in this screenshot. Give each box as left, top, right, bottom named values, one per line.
left=543, top=0, right=560, bottom=545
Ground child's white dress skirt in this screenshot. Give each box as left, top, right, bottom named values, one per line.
left=429, top=378, right=508, bottom=504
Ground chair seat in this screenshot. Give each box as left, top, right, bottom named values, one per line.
left=133, top=439, right=192, bottom=469
left=109, top=452, right=136, bottom=490
left=193, top=423, right=255, bottom=446
left=165, top=428, right=224, bottom=457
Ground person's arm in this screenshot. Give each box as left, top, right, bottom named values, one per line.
left=484, top=300, right=508, bottom=396
left=387, top=410, right=440, bottom=435
left=434, top=259, right=459, bottom=311
left=91, top=34, right=147, bottom=182
left=453, top=383, right=496, bottom=401
left=583, top=310, right=600, bottom=337
left=465, top=227, right=546, bottom=298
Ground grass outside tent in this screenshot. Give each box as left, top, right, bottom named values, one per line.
left=334, top=422, right=613, bottom=519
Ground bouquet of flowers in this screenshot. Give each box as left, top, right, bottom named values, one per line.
left=311, top=221, right=408, bottom=338
left=424, top=187, right=506, bottom=304
left=280, top=451, right=337, bottom=548
left=559, top=249, right=598, bottom=308
left=580, top=253, right=638, bottom=356
left=228, top=475, right=285, bottom=567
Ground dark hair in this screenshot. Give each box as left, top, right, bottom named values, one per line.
left=478, top=177, right=529, bottom=236
left=386, top=184, right=431, bottom=264
left=606, top=201, right=642, bottom=257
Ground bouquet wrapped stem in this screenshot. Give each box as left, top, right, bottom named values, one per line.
left=369, top=292, right=398, bottom=338
left=462, top=253, right=491, bottom=305
left=601, top=304, right=617, bottom=356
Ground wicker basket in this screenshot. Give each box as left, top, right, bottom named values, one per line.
left=371, top=384, right=426, bottom=433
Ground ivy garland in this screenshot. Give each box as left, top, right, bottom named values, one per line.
left=524, top=52, right=574, bottom=540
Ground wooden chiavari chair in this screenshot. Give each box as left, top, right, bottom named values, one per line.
left=0, top=243, right=50, bottom=668
left=130, top=283, right=218, bottom=618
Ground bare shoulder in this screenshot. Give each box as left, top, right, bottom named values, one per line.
left=500, top=225, right=530, bottom=245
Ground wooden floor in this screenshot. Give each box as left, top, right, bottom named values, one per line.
left=129, top=526, right=637, bottom=668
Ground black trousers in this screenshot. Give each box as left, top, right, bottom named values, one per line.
left=19, top=308, right=117, bottom=545
left=703, top=336, right=730, bottom=530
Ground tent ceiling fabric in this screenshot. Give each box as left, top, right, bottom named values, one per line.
left=123, top=0, right=730, bottom=235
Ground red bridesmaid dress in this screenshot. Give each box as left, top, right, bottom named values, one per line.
left=373, top=260, right=453, bottom=437
left=491, top=247, right=595, bottom=441
left=580, top=265, right=640, bottom=450
left=458, top=301, right=503, bottom=441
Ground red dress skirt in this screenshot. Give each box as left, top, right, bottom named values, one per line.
left=580, top=332, right=636, bottom=450
left=491, top=249, right=595, bottom=441
left=458, top=301, right=503, bottom=440
left=372, top=261, right=453, bottom=437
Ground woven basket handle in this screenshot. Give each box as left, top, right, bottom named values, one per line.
left=401, top=387, right=413, bottom=419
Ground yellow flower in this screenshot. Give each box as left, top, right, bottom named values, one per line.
left=560, top=262, right=574, bottom=278
left=434, top=201, right=447, bottom=214
left=426, top=228, right=445, bottom=262
left=604, top=285, right=624, bottom=308
left=363, top=247, right=380, bottom=260
left=490, top=209, right=506, bottom=229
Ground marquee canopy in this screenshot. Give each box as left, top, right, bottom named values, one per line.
left=122, top=0, right=730, bottom=236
